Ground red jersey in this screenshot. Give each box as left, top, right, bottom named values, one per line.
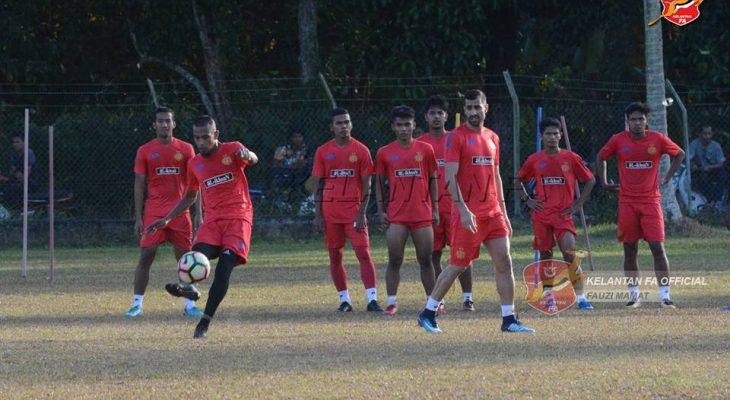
left=444, top=125, right=502, bottom=218
left=134, top=138, right=195, bottom=218
left=417, top=132, right=453, bottom=213
left=598, top=130, right=682, bottom=203
left=375, top=140, right=438, bottom=223
left=517, top=150, right=594, bottom=217
left=187, top=141, right=254, bottom=222
left=312, top=138, right=374, bottom=223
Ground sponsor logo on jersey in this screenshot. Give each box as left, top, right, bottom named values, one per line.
left=541, top=177, right=566, bottom=185
left=395, top=168, right=421, bottom=177
left=625, top=161, right=653, bottom=169
left=330, top=169, right=355, bottom=178
left=204, top=172, right=234, bottom=188
left=472, top=156, right=493, bottom=165
left=155, top=167, right=180, bottom=175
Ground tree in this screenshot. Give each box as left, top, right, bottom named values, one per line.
left=643, top=0, right=682, bottom=222
left=298, top=0, right=319, bottom=83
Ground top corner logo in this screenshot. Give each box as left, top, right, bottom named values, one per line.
left=648, top=0, right=703, bottom=27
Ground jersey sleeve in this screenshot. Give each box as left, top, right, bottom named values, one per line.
left=444, top=132, right=461, bottom=163
left=571, top=152, right=594, bottom=183
left=492, top=133, right=501, bottom=166
left=598, top=135, right=618, bottom=160
left=426, top=145, right=438, bottom=176
left=660, top=135, right=682, bottom=157
left=516, top=155, right=534, bottom=181
left=360, top=146, right=374, bottom=176
left=311, top=147, right=325, bottom=178
left=374, top=148, right=387, bottom=176
left=133, top=148, right=147, bottom=175
left=186, top=160, right=200, bottom=192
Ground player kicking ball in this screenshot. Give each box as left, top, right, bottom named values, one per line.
left=148, top=115, right=258, bottom=338
left=417, top=96, right=475, bottom=312
left=311, top=108, right=382, bottom=313
left=597, top=102, right=685, bottom=308
left=516, top=117, right=596, bottom=311
left=125, top=107, right=203, bottom=318
left=417, top=90, right=534, bottom=334
left=375, top=106, right=438, bottom=316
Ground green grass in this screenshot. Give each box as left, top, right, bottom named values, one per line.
left=1, top=225, right=729, bottom=399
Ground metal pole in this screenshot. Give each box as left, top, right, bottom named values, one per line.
left=318, top=73, right=337, bottom=109
left=665, top=79, right=692, bottom=216
left=502, top=70, right=520, bottom=216
left=533, top=106, right=542, bottom=262
left=22, top=109, right=29, bottom=279
left=560, top=116, right=596, bottom=271
left=49, top=126, right=56, bottom=282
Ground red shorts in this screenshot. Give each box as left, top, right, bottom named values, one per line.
left=324, top=221, right=370, bottom=249
left=531, top=213, right=576, bottom=252
left=391, top=220, right=433, bottom=232
left=432, top=212, right=452, bottom=252
left=450, top=214, right=510, bottom=267
left=617, top=202, right=665, bottom=243
left=194, top=218, right=252, bottom=265
left=140, top=213, right=192, bottom=250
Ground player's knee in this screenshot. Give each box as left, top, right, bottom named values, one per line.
left=387, top=257, right=403, bottom=270
left=539, top=251, right=553, bottom=260
left=648, top=241, right=665, bottom=255
left=193, top=243, right=220, bottom=260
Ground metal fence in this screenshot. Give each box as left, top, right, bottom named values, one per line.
left=1, top=75, right=728, bottom=240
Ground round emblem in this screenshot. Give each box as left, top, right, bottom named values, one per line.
left=174, top=151, right=183, bottom=161
left=456, top=248, right=466, bottom=260
left=414, top=152, right=423, bottom=162
left=561, top=163, right=570, bottom=172
left=349, top=153, right=358, bottom=163
left=647, top=145, right=657, bottom=155
left=222, top=155, right=232, bottom=165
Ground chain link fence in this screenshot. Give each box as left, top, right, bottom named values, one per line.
left=1, top=75, right=727, bottom=244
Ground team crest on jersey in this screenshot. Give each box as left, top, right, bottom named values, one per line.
left=647, top=145, right=658, bottom=155
left=542, top=177, right=566, bottom=185
left=349, top=153, right=358, bottom=163
left=330, top=169, right=355, bottom=178
left=395, top=168, right=421, bottom=177
left=156, top=167, right=180, bottom=175
left=174, top=151, right=183, bottom=161
left=204, top=172, right=234, bottom=188
left=561, top=163, right=570, bottom=172
left=455, top=247, right=466, bottom=260
left=414, top=152, right=423, bottom=162
left=626, top=161, right=653, bottom=169
left=222, top=155, right=232, bottom=165
left=472, top=156, right=493, bottom=165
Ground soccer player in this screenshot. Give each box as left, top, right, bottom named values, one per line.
left=516, top=117, right=596, bottom=311
left=417, top=95, right=475, bottom=312
left=417, top=89, right=534, bottom=333
left=596, top=102, right=685, bottom=308
left=147, top=115, right=258, bottom=338
left=125, top=107, right=203, bottom=318
left=311, top=107, right=382, bottom=312
left=375, top=105, right=438, bottom=315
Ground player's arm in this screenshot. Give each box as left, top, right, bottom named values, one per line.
left=355, top=174, right=371, bottom=231
left=133, top=173, right=146, bottom=236
left=445, top=161, right=476, bottom=233
left=514, top=177, right=542, bottom=212
left=237, top=146, right=258, bottom=166
left=193, top=191, right=203, bottom=232
left=428, top=170, right=439, bottom=226
left=311, top=176, right=325, bottom=231
left=494, top=167, right=512, bottom=236
left=146, top=190, right=198, bottom=233
left=662, top=148, right=685, bottom=186
left=374, top=174, right=388, bottom=229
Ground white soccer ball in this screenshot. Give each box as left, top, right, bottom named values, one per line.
left=177, top=251, right=211, bottom=283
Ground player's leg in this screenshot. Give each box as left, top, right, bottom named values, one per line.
left=618, top=203, right=642, bottom=307
left=623, top=242, right=641, bottom=307
left=384, top=223, right=409, bottom=315
left=457, top=266, right=474, bottom=311
left=347, top=223, right=381, bottom=311
left=485, top=236, right=534, bottom=333
left=557, top=232, right=593, bottom=310
left=411, top=224, right=436, bottom=298
left=170, top=214, right=203, bottom=316
left=126, top=245, right=159, bottom=317
left=648, top=241, right=674, bottom=308
left=325, top=222, right=352, bottom=311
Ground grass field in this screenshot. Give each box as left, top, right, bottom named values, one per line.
left=1, top=224, right=729, bottom=399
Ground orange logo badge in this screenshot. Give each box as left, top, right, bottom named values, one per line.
left=222, top=155, right=232, bottom=166
left=414, top=152, right=423, bottom=162
left=647, top=145, right=657, bottom=155
left=174, top=151, right=183, bottom=161
left=561, top=163, right=570, bottom=172
left=523, top=256, right=587, bottom=315
left=455, top=248, right=466, bottom=260
left=648, top=0, right=703, bottom=27
left=348, top=153, right=358, bottom=163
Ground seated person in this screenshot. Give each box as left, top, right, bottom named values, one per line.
left=271, top=129, right=310, bottom=190
left=3, top=135, right=37, bottom=210
left=688, top=126, right=726, bottom=203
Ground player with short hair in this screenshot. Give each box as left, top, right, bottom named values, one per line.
left=417, top=89, right=534, bottom=333
left=147, top=115, right=258, bottom=338
left=126, top=107, right=203, bottom=318
left=311, top=108, right=382, bottom=312
left=417, top=95, right=475, bottom=312
left=375, top=105, right=438, bottom=315
left=596, top=102, right=685, bottom=308
left=516, top=117, right=596, bottom=311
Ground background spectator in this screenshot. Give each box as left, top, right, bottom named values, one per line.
left=688, top=126, right=726, bottom=204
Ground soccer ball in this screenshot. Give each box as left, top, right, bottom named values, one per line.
left=177, top=251, right=211, bottom=283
